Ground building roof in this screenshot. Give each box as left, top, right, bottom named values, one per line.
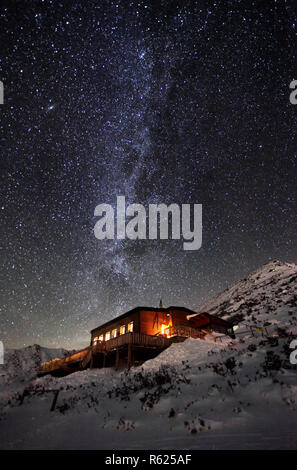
left=187, top=312, right=233, bottom=328
left=90, top=305, right=197, bottom=333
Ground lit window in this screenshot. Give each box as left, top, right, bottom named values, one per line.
left=99, top=335, right=104, bottom=342
left=127, top=321, right=134, bottom=333
left=120, top=325, right=126, bottom=335
left=93, top=336, right=99, bottom=344
left=105, top=331, right=110, bottom=341
left=112, top=328, right=117, bottom=338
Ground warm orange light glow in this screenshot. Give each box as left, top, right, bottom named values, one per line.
left=160, top=324, right=170, bottom=336
left=160, top=316, right=173, bottom=337
left=120, top=325, right=126, bottom=335
left=112, top=328, right=117, bottom=338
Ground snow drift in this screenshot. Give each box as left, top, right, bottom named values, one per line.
left=0, top=344, right=71, bottom=387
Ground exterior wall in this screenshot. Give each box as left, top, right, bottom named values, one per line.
left=168, top=308, right=191, bottom=327
left=91, top=307, right=196, bottom=343
left=91, top=310, right=140, bottom=343
left=139, top=308, right=190, bottom=336
left=188, top=313, right=234, bottom=335
left=139, top=309, right=171, bottom=335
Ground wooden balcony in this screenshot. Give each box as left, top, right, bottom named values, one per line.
left=164, top=325, right=205, bottom=340
left=39, top=347, right=90, bottom=374
left=92, top=331, right=171, bottom=352
left=38, top=332, right=171, bottom=376
left=38, top=327, right=220, bottom=376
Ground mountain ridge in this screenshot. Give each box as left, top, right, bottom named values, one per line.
left=198, top=259, right=297, bottom=332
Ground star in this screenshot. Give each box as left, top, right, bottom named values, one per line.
left=0, top=1, right=296, bottom=349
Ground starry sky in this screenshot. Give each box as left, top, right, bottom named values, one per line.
left=1, top=0, right=296, bottom=349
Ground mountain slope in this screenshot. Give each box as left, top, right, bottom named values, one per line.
left=0, top=345, right=71, bottom=387
left=198, top=260, right=297, bottom=334
left=0, top=331, right=296, bottom=449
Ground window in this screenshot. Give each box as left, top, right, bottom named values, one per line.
left=120, top=325, right=126, bottom=335
left=127, top=321, right=134, bottom=333
left=105, top=331, right=110, bottom=341
left=99, top=335, right=104, bottom=342
left=112, top=328, right=117, bottom=338
left=93, top=336, right=99, bottom=344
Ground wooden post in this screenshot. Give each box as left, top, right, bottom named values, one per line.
left=19, top=389, right=28, bottom=405
left=127, top=343, right=132, bottom=370
left=50, top=390, right=60, bottom=412
left=115, top=348, right=119, bottom=370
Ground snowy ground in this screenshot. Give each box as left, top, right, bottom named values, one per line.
left=0, top=260, right=296, bottom=449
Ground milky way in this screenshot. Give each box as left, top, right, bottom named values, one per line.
left=1, top=1, right=296, bottom=348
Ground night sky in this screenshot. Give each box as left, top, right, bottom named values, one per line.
left=1, top=1, right=296, bottom=349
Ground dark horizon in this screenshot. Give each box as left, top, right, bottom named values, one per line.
left=3, top=256, right=296, bottom=350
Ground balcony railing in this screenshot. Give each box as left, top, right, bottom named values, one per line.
left=39, top=332, right=171, bottom=374
left=40, top=347, right=90, bottom=372
left=39, top=326, right=219, bottom=375
left=164, top=324, right=206, bottom=340
left=92, top=331, right=171, bottom=352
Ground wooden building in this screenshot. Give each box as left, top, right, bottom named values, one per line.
left=38, top=306, right=234, bottom=377
left=91, top=306, right=234, bottom=345
left=91, top=306, right=194, bottom=343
